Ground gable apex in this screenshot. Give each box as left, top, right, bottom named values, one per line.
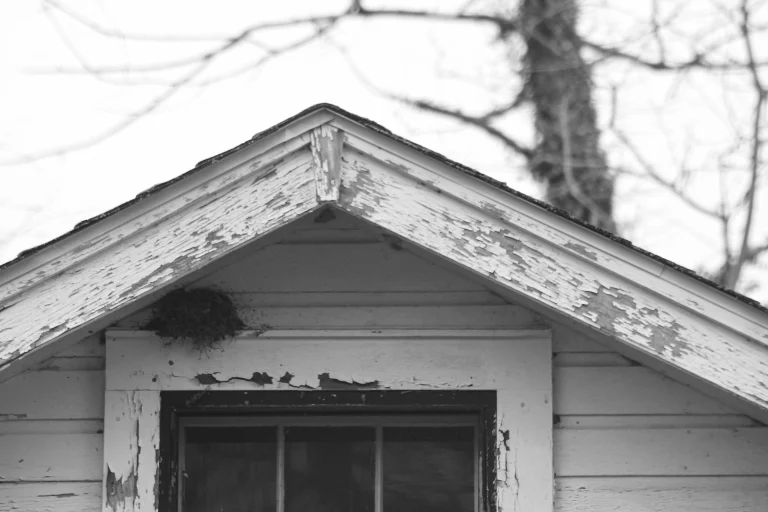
left=0, top=104, right=767, bottom=421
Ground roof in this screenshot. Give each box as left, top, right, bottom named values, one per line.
left=1, top=103, right=767, bottom=422
left=2, top=103, right=763, bottom=313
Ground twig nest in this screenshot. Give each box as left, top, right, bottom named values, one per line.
left=145, top=288, right=245, bottom=349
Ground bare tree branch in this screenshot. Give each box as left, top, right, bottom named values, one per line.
left=2, top=16, right=336, bottom=165
left=726, top=0, right=766, bottom=288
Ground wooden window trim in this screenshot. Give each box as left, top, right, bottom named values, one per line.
left=103, top=329, right=553, bottom=512
left=158, top=391, right=497, bottom=512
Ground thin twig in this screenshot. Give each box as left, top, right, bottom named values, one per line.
left=729, top=0, right=766, bottom=288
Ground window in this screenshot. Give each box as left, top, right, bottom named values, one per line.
left=159, top=391, right=497, bottom=512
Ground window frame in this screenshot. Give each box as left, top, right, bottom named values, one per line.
left=103, top=329, right=553, bottom=512
left=158, top=390, right=497, bottom=512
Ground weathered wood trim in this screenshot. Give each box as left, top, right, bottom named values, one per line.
left=333, top=118, right=768, bottom=336
left=310, top=124, right=343, bottom=202
left=0, top=149, right=322, bottom=382
left=334, top=147, right=768, bottom=418
left=0, top=111, right=332, bottom=298
left=103, top=391, right=160, bottom=512
left=105, top=329, right=553, bottom=512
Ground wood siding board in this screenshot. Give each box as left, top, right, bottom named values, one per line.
left=556, top=415, right=761, bottom=429
left=554, top=476, right=768, bottom=511
left=191, top=243, right=489, bottom=293
left=118, top=304, right=538, bottom=330
left=554, top=367, right=737, bottom=415
left=336, top=148, right=768, bottom=417
left=0, top=481, right=102, bottom=512
left=230, top=291, right=508, bottom=307
left=0, top=149, right=321, bottom=380
left=0, top=433, right=102, bottom=481
left=53, top=334, right=105, bottom=358
left=553, top=353, right=635, bottom=367
left=0, top=419, right=104, bottom=435
left=554, top=428, right=768, bottom=476
left=0, top=370, right=104, bottom=420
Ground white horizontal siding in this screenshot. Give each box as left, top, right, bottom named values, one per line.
left=555, top=477, right=768, bottom=511
left=553, top=326, right=767, bottom=511
left=0, top=481, right=101, bottom=512
left=0, top=335, right=104, bottom=509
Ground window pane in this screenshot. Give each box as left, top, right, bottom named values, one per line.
left=285, top=427, right=375, bottom=512
left=383, top=427, right=475, bottom=512
left=184, top=426, right=276, bottom=512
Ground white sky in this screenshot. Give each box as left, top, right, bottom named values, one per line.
left=1, top=0, right=766, bottom=302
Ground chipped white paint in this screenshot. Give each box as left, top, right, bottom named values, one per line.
left=0, top=148, right=321, bottom=377
left=102, top=391, right=160, bottom=512
left=336, top=124, right=768, bottom=342
left=310, top=124, right=343, bottom=202
left=335, top=147, right=768, bottom=419
left=0, top=111, right=333, bottom=302
left=106, top=329, right=553, bottom=512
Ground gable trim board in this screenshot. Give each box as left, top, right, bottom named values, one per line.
left=0, top=105, right=766, bottom=420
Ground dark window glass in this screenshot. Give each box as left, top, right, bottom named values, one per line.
left=284, top=427, right=375, bottom=512
left=184, top=427, right=277, bottom=512
left=383, top=427, right=475, bottom=512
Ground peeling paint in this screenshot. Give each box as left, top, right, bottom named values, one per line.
left=564, top=241, right=598, bottom=261
left=337, top=149, right=768, bottom=414
left=310, top=125, right=343, bottom=202
left=0, top=413, right=27, bottom=420
left=316, top=372, right=379, bottom=390
left=574, top=285, right=689, bottom=358
left=195, top=371, right=274, bottom=386
left=500, top=429, right=511, bottom=451
left=105, top=466, right=137, bottom=511
left=0, top=149, right=317, bottom=366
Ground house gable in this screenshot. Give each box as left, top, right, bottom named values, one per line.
left=1, top=214, right=767, bottom=512
left=0, top=105, right=767, bottom=424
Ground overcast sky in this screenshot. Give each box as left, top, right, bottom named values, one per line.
left=1, top=0, right=766, bottom=301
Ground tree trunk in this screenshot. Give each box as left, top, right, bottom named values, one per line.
left=519, top=0, right=616, bottom=232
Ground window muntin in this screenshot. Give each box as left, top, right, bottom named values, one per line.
left=178, top=415, right=480, bottom=512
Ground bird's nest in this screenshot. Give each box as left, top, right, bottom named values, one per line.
left=145, top=288, right=245, bottom=349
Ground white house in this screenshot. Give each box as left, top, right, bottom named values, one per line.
left=1, top=104, right=767, bottom=512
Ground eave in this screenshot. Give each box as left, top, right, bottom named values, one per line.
left=1, top=105, right=767, bottom=421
